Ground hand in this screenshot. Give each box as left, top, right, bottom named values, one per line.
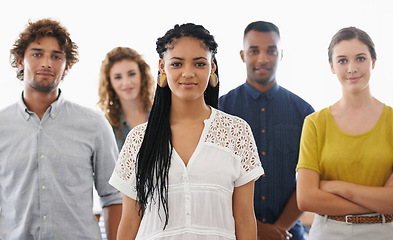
left=257, top=222, right=292, bottom=240
left=319, top=180, right=339, bottom=194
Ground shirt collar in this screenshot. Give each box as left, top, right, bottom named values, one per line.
left=18, top=89, right=65, bottom=121
left=120, top=111, right=128, bottom=126
left=244, top=81, right=280, bottom=100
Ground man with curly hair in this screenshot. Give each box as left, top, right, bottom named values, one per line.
left=0, top=18, right=122, bottom=239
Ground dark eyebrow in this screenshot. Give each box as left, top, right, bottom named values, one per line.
left=170, top=57, right=208, bottom=61
left=193, top=57, right=207, bottom=61
left=335, top=53, right=366, bottom=59
left=249, top=45, right=277, bottom=49
left=170, top=57, right=184, bottom=60
left=29, top=48, right=65, bottom=55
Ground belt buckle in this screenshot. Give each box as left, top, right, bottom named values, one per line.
left=345, top=215, right=355, bottom=224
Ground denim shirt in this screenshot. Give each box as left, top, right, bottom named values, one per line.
left=219, top=82, right=314, bottom=240
left=113, top=113, right=132, bottom=152
left=0, top=91, right=122, bottom=240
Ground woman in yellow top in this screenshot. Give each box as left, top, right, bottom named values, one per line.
left=296, top=27, right=393, bottom=239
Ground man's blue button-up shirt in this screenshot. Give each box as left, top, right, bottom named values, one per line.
left=219, top=82, right=314, bottom=239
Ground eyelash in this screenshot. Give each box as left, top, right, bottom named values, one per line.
left=32, top=53, right=62, bottom=60
left=338, top=57, right=366, bottom=64
left=170, top=62, right=207, bottom=67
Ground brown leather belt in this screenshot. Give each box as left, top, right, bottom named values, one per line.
left=327, top=214, right=393, bottom=224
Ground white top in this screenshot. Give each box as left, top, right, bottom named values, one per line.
left=109, top=108, right=264, bottom=240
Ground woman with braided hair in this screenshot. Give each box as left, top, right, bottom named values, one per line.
left=110, top=23, right=264, bottom=239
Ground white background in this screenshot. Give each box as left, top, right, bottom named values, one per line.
left=0, top=0, right=392, bottom=112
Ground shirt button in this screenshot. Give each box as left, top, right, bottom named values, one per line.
left=43, top=216, right=47, bottom=220
left=262, top=218, right=266, bottom=222
left=51, top=113, right=55, bottom=117
left=261, top=196, right=266, bottom=200
left=261, top=129, right=266, bottom=133
left=261, top=152, right=266, bottom=156
left=39, top=126, right=43, bottom=130
left=42, top=185, right=46, bottom=190
left=40, top=155, right=45, bottom=159
left=262, top=174, right=266, bottom=178
left=261, top=108, right=265, bottom=112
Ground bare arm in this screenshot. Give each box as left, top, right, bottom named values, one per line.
left=320, top=172, right=393, bottom=214
left=275, top=190, right=303, bottom=230
left=116, top=195, right=142, bottom=240
left=297, top=168, right=371, bottom=215
left=103, top=204, right=122, bottom=240
left=233, top=181, right=257, bottom=240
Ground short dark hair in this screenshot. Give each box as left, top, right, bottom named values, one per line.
left=328, top=27, right=376, bottom=63
left=244, top=21, right=280, bottom=39
left=10, top=18, right=79, bottom=81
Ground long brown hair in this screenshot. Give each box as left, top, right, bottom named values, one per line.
left=98, top=47, right=155, bottom=132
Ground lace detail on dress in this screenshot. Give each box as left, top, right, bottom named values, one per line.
left=205, top=110, right=260, bottom=173
left=113, top=123, right=147, bottom=181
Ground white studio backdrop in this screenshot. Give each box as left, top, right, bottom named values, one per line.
left=0, top=0, right=392, bottom=112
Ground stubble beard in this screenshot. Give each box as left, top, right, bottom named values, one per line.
left=29, top=77, right=59, bottom=93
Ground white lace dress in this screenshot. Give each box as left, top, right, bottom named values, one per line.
left=109, top=108, right=264, bottom=240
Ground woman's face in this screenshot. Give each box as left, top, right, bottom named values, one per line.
left=109, top=59, right=142, bottom=103
left=159, top=37, right=216, bottom=103
left=330, top=39, right=375, bottom=93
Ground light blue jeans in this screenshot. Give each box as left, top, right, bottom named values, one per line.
left=309, top=214, right=393, bottom=240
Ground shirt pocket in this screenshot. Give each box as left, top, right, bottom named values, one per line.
left=273, top=123, right=302, bottom=155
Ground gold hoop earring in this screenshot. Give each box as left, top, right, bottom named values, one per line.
left=157, top=72, right=167, bottom=88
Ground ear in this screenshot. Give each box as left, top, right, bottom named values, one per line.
left=63, top=66, right=69, bottom=77
left=371, top=59, right=376, bottom=69
left=330, top=62, right=336, bottom=74
left=158, top=59, right=165, bottom=74
left=280, top=49, right=284, bottom=61
left=211, top=59, right=217, bottom=73
left=240, top=50, right=245, bottom=63
left=17, top=58, right=24, bottom=70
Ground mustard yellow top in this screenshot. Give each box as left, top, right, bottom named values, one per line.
left=297, top=105, right=393, bottom=186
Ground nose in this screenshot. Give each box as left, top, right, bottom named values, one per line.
left=41, top=55, right=52, bottom=68
left=257, top=53, right=270, bottom=64
left=181, top=66, right=195, bottom=78
left=347, top=62, right=357, bottom=74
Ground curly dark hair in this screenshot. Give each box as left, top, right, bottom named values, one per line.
left=136, top=23, right=219, bottom=229
left=98, top=47, right=155, bottom=137
left=10, top=18, right=79, bottom=81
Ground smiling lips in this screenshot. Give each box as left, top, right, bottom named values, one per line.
left=254, top=65, right=270, bottom=74
left=36, top=70, right=54, bottom=77
left=347, top=76, right=361, bottom=82
left=180, top=82, right=197, bottom=86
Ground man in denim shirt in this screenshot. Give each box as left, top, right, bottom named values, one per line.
left=0, top=19, right=122, bottom=240
left=219, top=21, right=314, bottom=240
